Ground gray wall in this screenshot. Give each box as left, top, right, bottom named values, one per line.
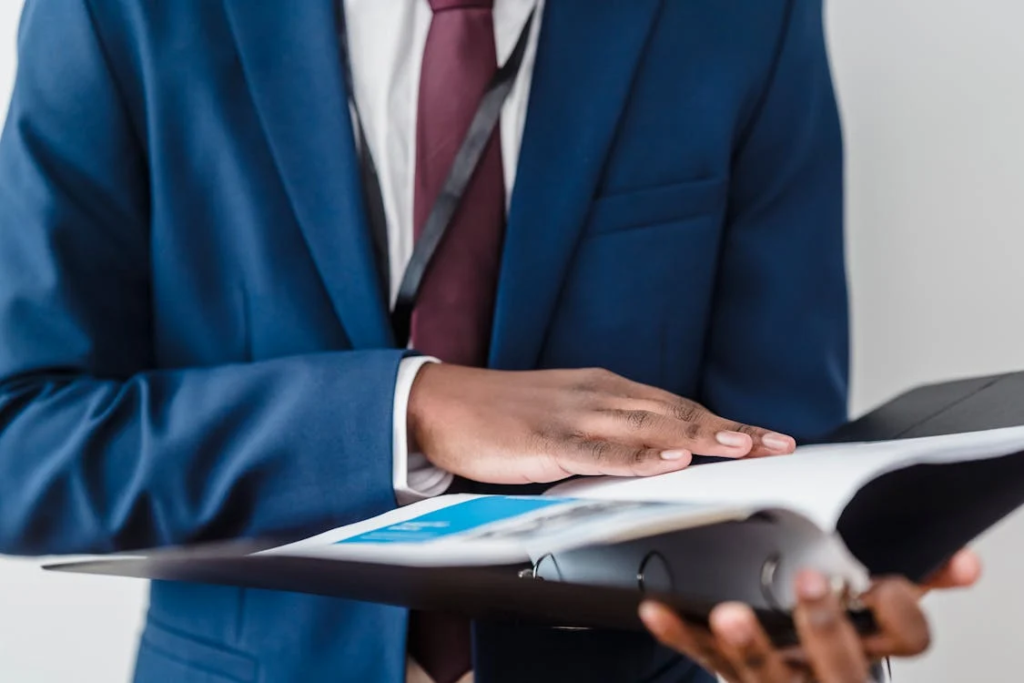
left=0, top=5, right=145, bottom=681
left=832, top=1, right=1024, bottom=680
left=1, top=1, right=1022, bottom=680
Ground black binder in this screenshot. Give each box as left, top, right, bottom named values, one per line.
left=832, top=371, right=1024, bottom=441
left=45, top=371, right=1024, bottom=645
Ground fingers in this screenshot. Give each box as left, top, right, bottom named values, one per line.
left=582, top=408, right=746, bottom=459
left=859, top=577, right=932, bottom=658
left=554, top=437, right=694, bottom=478
left=642, top=571, right=934, bottom=683
left=721, top=422, right=797, bottom=459
left=703, top=410, right=796, bottom=459
left=709, top=602, right=794, bottom=682
left=639, top=602, right=740, bottom=681
left=536, top=368, right=797, bottom=479
left=793, top=571, right=869, bottom=683
left=919, top=550, right=982, bottom=593
left=604, top=378, right=797, bottom=458
left=584, top=399, right=796, bottom=459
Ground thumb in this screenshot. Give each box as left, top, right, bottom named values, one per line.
left=919, top=550, right=982, bottom=595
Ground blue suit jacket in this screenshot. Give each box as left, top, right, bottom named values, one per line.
left=0, top=0, right=848, bottom=681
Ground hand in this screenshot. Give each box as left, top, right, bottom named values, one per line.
left=639, top=550, right=982, bottom=683
left=407, top=365, right=796, bottom=485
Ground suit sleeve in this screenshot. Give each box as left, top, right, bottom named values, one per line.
left=699, top=0, right=849, bottom=441
left=0, top=0, right=402, bottom=555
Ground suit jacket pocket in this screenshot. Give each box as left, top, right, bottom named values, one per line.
left=586, top=177, right=727, bottom=236
left=134, top=619, right=259, bottom=683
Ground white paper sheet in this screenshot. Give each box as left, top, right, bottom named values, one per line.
left=549, top=426, right=1024, bottom=528
left=265, top=494, right=749, bottom=567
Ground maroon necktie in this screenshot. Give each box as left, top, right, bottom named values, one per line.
left=408, top=1, right=505, bottom=681
left=410, top=0, right=506, bottom=369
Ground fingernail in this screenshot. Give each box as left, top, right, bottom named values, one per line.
left=639, top=601, right=661, bottom=621
left=797, top=571, right=830, bottom=601
left=638, top=602, right=667, bottom=633
left=711, top=604, right=754, bottom=647
left=660, top=450, right=691, bottom=462
left=715, top=431, right=751, bottom=449
left=952, top=550, right=983, bottom=585
left=762, top=432, right=796, bottom=452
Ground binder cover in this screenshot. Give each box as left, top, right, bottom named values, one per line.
left=45, top=371, right=1024, bottom=643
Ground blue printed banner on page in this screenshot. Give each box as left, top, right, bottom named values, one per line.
left=336, top=497, right=569, bottom=544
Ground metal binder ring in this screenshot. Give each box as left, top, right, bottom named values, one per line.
left=760, top=553, right=786, bottom=612
left=637, top=551, right=673, bottom=593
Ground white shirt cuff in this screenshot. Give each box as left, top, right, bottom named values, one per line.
left=393, top=355, right=453, bottom=506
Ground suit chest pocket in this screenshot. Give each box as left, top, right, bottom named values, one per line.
left=542, top=179, right=728, bottom=388
left=585, top=177, right=727, bottom=237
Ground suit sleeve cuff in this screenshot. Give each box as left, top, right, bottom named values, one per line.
left=392, top=355, right=453, bottom=506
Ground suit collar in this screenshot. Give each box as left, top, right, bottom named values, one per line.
left=490, top=0, right=664, bottom=369
left=225, top=0, right=393, bottom=350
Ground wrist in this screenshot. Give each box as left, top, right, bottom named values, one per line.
left=407, top=361, right=440, bottom=455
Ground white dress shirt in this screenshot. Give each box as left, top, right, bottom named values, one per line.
left=343, top=0, right=544, bottom=507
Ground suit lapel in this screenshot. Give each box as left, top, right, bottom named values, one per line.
left=490, top=0, right=665, bottom=370
left=225, top=0, right=392, bottom=349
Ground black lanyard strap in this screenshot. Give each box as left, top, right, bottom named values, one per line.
left=337, top=4, right=392, bottom=299
left=337, top=5, right=536, bottom=346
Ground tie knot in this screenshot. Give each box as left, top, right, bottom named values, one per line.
left=429, top=0, right=494, bottom=11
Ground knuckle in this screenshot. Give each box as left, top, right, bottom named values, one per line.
left=889, top=576, right=920, bottom=597
left=533, top=422, right=561, bottom=442
left=528, top=430, right=562, bottom=458
left=741, top=651, right=769, bottom=671
left=536, top=416, right=585, bottom=445
left=583, top=439, right=611, bottom=462
left=630, top=447, right=654, bottom=470
left=732, top=423, right=759, bottom=437
left=904, top=623, right=932, bottom=655
left=804, top=606, right=842, bottom=635
left=869, top=579, right=900, bottom=604
left=623, top=410, right=653, bottom=431
left=572, top=367, right=614, bottom=393
left=672, top=400, right=703, bottom=423
left=685, top=421, right=703, bottom=440
left=872, top=577, right=919, bottom=612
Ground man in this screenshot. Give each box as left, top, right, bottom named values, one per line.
left=0, top=0, right=978, bottom=682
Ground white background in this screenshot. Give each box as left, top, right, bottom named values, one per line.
left=1, top=1, right=1023, bottom=680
